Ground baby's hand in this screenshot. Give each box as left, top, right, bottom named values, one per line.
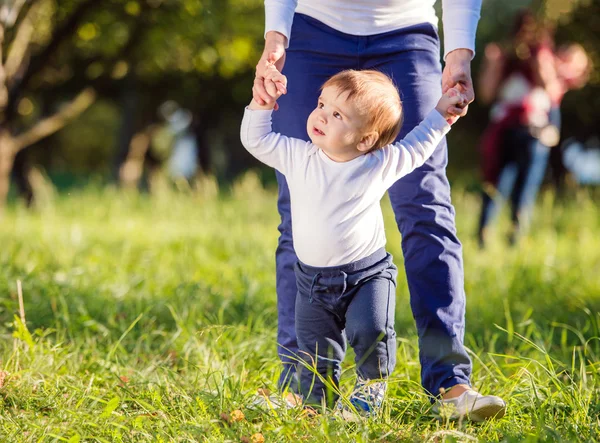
left=435, top=88, right=468, bottom=125
left=250, top=64, right=287, bottom=110
left=263, top=64, right=287, bottom=99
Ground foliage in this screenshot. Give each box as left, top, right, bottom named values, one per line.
left=7, top=0, right=599, bottom=181
left=0, top=181, right=600, bottom=441
left=10, top=0, right=265, bottom=176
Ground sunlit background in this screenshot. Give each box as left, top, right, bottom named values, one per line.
left=0, top=0, right=597, bottom=203
left=0, top=1, right=599, bottom=441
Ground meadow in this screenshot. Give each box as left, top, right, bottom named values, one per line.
left=0, top=174, right=599, bottom=442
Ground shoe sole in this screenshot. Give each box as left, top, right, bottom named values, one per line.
left=468, top=403, right=506, bottom=422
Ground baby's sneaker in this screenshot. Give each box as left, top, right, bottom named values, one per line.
left=336, top=377, right=387, bottom=421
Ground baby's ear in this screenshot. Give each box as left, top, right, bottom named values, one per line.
left=357, top=131, right=379, bottom=152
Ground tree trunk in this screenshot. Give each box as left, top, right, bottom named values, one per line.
left=113, top=76, right=139, bottom=181
left=119, top=127, right=154, bottom=189
left=0, top=129, right=15, bottom=214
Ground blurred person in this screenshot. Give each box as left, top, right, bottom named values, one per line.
left=476, top=10, right=590, bottom=247
left=561, top=136, right=600, bottom=185
left=251, top=0, right=507, bottom=421
left=242, top=66, right=502, bottom=419
left=548, top=44, right=593, bottom=189
left=159, top=101, right=199, bottom=181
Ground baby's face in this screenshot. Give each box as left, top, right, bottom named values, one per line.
left=306, top=86, right=368, bottom=162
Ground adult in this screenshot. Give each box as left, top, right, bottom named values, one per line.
left=253, top=0, right=505, bottom=419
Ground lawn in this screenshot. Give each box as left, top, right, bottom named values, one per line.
left=0, top=174, right=599, bottom=442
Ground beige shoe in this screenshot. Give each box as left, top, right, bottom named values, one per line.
left=433, top=389, right=506, bottom=422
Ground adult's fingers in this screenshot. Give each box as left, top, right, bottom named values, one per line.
left=455, top=103, right=469, bottom=117
left=455, top=80, right=475, bottom=104
left=253, top=76, right=272, bottom=105
left=265, top=78, right=279, bottom=98
left=448, top=105, right=466, bottom=115
left=442, top=69, right=474, bottom=102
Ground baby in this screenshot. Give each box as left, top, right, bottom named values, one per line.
left=241, top=66, right=466, bottom=415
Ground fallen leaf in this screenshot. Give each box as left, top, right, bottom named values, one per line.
left=230, top=409, right=245, bottom=422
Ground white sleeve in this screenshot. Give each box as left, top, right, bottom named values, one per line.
left=240, top=107, right=308, bottom=175
left=264, top=0, right=298, bottom=47
left=441, top=0, right=482, bottom=59
left=379, top=110, right=451, bottom=188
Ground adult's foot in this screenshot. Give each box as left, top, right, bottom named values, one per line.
left=434, top=385, right=506, bottom=422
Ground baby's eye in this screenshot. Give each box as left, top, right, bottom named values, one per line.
left=318, top=102, right=324, bottom=109
left=333, top=111, right=342, bottom=119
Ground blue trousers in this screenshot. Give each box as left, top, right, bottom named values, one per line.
left=478, top=108, right=560, bottom=239
left=295, top=249, right=397, bottom=406
left=478, top=128, right=550, bottom=237
left=272, top=14, right=471, bottom=397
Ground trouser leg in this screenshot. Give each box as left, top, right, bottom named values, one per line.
left=344, top=270, right=397, bottom=413
left=295, top=279, right=346, bottom=407
left=345, top=275, right=397, bottom=381
left=362, top=24, right=470, bottom=396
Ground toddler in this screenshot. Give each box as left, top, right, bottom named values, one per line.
left=241, top=66, right=465, bottom=414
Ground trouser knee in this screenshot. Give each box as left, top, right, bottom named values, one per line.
left=348, top=324, right=396, bottom=380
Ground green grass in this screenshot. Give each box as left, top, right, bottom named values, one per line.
left=1, top=173, right=599, bottom=442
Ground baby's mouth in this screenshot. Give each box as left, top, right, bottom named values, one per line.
left=313, top=127, right=325, bottom=136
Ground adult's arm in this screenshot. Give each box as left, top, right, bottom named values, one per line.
left=441, top=0, right=482, bottom=115
left=254, top=1, right=297, bottom=106
left=442, top=0, right=481, bottom=60
left=264, top=0, right=297, bottom=46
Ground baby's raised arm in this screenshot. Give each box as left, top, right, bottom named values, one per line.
left=241, top=65, right=309, bottom=176
left=435, top=88, right=468, bottom=125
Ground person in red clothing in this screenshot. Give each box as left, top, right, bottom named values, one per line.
left=476, top=10, right=590, bottom=247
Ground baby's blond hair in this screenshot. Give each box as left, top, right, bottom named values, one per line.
left=322, top=70, right=403, bottom=150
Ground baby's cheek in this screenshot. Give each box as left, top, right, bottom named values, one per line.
left=305, top=117, right=314, bottom=140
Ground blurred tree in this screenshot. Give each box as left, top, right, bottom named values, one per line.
left=0, top=0, right=96, bottom=211
left=42, top=0, right=265, bottom=185
left=0, top=0, right=265, bottom=207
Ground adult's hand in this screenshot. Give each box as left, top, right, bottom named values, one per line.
left=253, top=31, right=287, bottom=109
left=442, top=48, right=474, bottom=118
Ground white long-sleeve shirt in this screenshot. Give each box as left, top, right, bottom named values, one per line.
left=264, top=0, right=481, bottom=59
left=240, top=108, right=451, bottom=267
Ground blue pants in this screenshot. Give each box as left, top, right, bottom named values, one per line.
left=295, top=249, right=397, bottom=406
left=478, top=108, right=560, bottom=240
left=272, top=14, right=471, bottom=397
left=478, top=129, right=550, bottom=237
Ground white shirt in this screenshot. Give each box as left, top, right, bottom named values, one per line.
left=240, top=108, right=450, bottom=267
left=264, top=0, right=481, bottom=59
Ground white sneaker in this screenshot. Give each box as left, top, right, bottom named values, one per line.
left=433, top=389, right=506, bottom=422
